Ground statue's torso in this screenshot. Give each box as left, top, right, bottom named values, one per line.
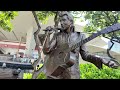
left=56, top=31, right=83, bottom=61
left=45, top=31, right=85, bottom=79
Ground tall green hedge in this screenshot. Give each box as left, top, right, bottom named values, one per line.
left=23, top=63, right=120, bottom=79
left=80, top=63, right=120, bottom=79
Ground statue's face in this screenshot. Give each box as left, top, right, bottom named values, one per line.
left=60, top=15, right=72, bottom=30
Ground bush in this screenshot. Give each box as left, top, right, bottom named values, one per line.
left=23, top=73, right=32, bottom=79
left=23, top=72, right=46, bottom=79
left=37, top=72, right=46, bottom=79
left=80, top=63, right=120, bottom=79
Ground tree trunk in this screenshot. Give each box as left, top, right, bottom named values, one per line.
left=32, top=11, right=60, bottom=79
left=31, top=11, right=43, bottom=79
left=31, top=11, right=42, bottom=68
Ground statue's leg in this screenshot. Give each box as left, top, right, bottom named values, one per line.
left=69, top=63, right=80, bottom=79
left=58, top=62, right=80, bottom=79
left=47, top=76, right=53, bottom=79
left=59, top=69, right=71, bottom=79
left=46, top=69, right=71, bottom=79
left=47, top=75, right=59, bottom=79
left=46, top=68, right=71, bottom=79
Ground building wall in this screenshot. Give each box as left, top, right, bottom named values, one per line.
left=2, top=48, right=25, bottom=55
left=108, top=41, right=120, bottom=54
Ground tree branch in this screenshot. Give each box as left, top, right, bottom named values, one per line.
left=54, top=11, right=59, bottom=28
left=32, top=11, right=60, bottom=79
left=32, top=11, right=43, bottom=78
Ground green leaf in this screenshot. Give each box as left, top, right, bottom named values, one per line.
left=0, top=11, right=18, bottom=31
left=83, top=11, right=120, bottom=37
left=80, top=63, right=120, bottom=79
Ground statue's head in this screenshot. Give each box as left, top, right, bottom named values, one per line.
left=59, top=11, right=74, bottom=30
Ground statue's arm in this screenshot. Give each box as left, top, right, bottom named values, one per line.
left=43, top=33, right=57, bottom=55
left=79, top=34, right=119, bottom=69
left=80, top=46, right=103, bottom=69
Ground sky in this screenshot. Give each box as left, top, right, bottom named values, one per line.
left=72, top=12, right=88, bottom=26
left=75, top=18, right=88, bottom=26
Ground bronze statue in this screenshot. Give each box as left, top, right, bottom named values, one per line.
left=42, top=11, right=119, bottom=79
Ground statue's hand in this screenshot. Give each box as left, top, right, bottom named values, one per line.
left=102, top=59, right=119, bottom=69
left=108, top=60, right=119, bottom=69
left=44, top=26, right=54, bottom=35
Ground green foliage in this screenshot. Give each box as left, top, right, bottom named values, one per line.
left=80, top=63, right=120, bottom=79
left=0, top=11, right=18, bottom=31
left=23, top=72, right=46, bottom=79
left=36, top=11, right=55, bottom=24
left=36, top=72, right=46, bottom=79
left=71, top=11, right=120, bottom=37
left=83, top=11, right=120, bottom=37
left=23, top=73, right=32, bottom=79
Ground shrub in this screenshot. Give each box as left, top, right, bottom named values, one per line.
left=37, top=72, right=46, bottom=79
left=80, top=63, right=120, bottom=79
left=23, top=72, right=46, bottom=79
left=23, top=73, right=32, bottom=79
